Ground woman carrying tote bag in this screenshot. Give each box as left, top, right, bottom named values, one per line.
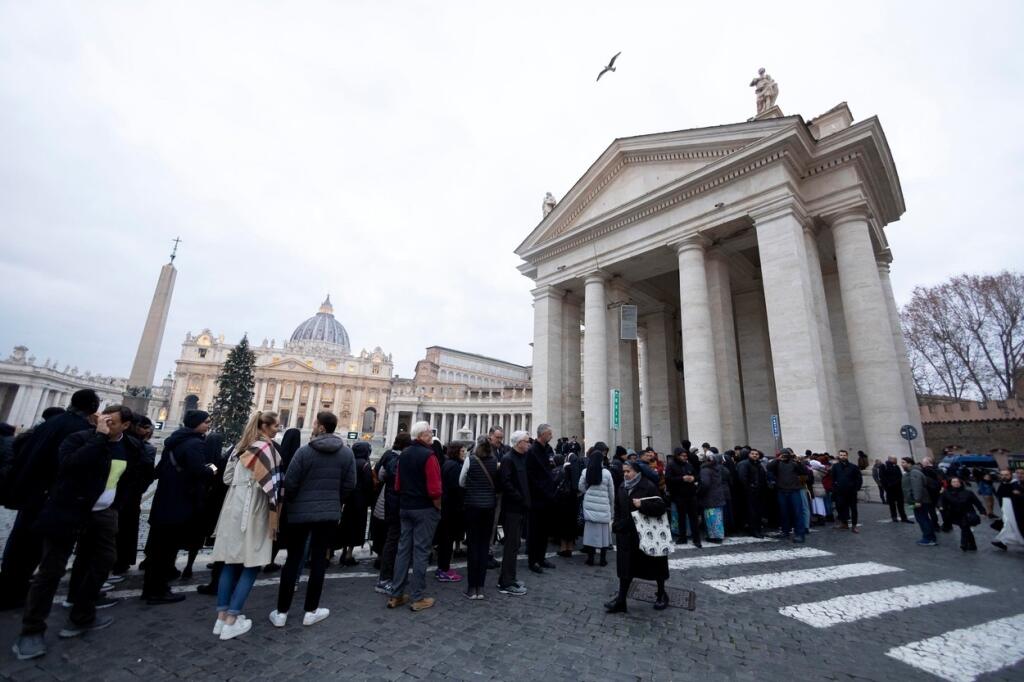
left=606, top=461, right=670, bottom=614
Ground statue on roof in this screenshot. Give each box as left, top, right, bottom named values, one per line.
left=749, top=67, right=779, bottom=115
left=542, top=192, right=557, bottom=217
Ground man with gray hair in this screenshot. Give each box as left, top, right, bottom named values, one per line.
left=386, top=421, right=442, bottom=612
left=497, top=431, right=531, bottom=595
left=526, top=424, right=557, bottom=573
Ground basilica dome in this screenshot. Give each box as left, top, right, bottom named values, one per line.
left=290, top=296, right=351, bottom=354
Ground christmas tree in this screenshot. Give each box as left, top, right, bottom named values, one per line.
left=209, top=335, right=257, bottom=445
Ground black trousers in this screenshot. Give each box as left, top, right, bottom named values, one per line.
left=499, top=510, right=524, bottom=588
left=435, top=511, right=459, bottom=573
left=527, top=507, right=549, bottom=566
left=464, top=507, right=495, bottom=589
left=834, top=490, right=859, bottom=526
left=21, top=508, right=118, bottom=635
left=957, top=522, right=977, bottom=550
left=672, top=498, right=702, bottom=544
left=0, top=503, right=44, bottom=609
left=114, top=495, right=144, bottom=572
left=378, top=517, right=401, bottom=583
left=877, top=483, right=887, bottom=504
left=885, top=485, right=908, bottom=521
left=143, top=523, right=183, bottom=597
left=744, top=492, right=763, bottom=536
left=276, top=521, right=333, bottom=613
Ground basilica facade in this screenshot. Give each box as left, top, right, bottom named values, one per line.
left=166, top=297, right=393, bottom=440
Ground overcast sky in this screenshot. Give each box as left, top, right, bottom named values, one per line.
left=2, top=1, right=1021, bottom=382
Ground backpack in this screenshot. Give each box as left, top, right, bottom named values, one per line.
left=0, top=430, right=38, bottom=509
left=921, top=469, right=941, bottom=500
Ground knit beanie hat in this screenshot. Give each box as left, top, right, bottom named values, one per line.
left=184, top=410, right=210, bottom=429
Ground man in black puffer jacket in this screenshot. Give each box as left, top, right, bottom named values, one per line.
left=879, top=456, right=911, bottom=523
left=666, top=447, right=702, bottom=546
left=830, top=450, right=863, bottom=532
left=271, top=411, right=354, bottom=625
left=525, top=424, right=557, bottom=573
left=0, top=391, right=98, bottom=611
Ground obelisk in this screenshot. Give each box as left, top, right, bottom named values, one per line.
left=123, top=238, right=180, bottom=416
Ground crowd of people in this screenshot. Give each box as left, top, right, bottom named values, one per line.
left=1, top=392, right=1022, bottom=660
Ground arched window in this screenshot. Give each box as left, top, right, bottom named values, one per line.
left=361, top=407, right=377, bottom=433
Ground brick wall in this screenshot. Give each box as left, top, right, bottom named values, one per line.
left=923, top=419, right=1024, bottom=454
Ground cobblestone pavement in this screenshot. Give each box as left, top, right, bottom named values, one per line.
left=1, top=502, right=1022, bottom=681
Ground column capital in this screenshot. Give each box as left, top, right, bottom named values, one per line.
left=876, top=248, right=894, bottom=268
left=827, top=206, right=871, bottom=229
left=671, top=233, right=711, bottom=255
left=531, top=285, right=564, bottom=302
left=583, top=270, right=610, bottom=285
left=749, top=196, right=808, bottom=225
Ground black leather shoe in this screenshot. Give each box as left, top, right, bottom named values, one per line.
left=540, top=560, right=556, bottom=569
left=604, top=599, right=627, bottom=613
left=654, top=593, right=669, bottom=610
left=528, top=564, right=543, bottom=574
left=196, top=583, right=217, bottom=595
left=145, top=592, right=186, bottom=605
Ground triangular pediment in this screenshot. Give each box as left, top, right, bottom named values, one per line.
left=264, top=358, right=319, bottom=373
left=517, top=118, right=796, bottom=255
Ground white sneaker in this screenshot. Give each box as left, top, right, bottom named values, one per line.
left=268, top=610, right=288, bottom=627
left=302, top=608, right=329, bottom=626
left=214, top=615, right=248, bottom=635
left=219, top=617, right=252, bottom=641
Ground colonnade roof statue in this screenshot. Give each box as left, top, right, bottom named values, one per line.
left=516, top=74, right=924, bottom=464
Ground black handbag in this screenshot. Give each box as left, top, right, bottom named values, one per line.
left=966, top=510, right=981, bottom=527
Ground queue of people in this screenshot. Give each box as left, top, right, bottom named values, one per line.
left=3, top=394, right=1023, bottom=660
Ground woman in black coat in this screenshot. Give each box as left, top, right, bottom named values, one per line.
left=264, top=429, right=303, bottom=572
left=335, top=441, right=374, bottom=565
left=436, top=443, right=467, bottom=582
left=939, top=476, right=986, bottom=551
left=607, top=462, right=670, bottom=613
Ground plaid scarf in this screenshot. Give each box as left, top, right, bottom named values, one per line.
left=240, top=438, right=284, bottom=537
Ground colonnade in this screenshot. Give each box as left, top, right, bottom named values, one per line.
left=532, top=206, right=924, bottom=460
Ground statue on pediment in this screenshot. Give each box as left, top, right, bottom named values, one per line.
left=749, top=67, right=779, bottom=115
left=542, top=192, right=557, bottom=217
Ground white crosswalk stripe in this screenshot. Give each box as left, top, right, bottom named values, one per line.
left=778, top=579, right=993, bottom=628
left=701, top=561, right=903, bottom=594
left=671, top=536, right=774, bottom=552
left=885, top=613, right=1024, bottom=682
left=668, top=547, right=832, bottom=571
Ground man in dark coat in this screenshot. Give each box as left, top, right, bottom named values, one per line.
left=142, top=410, right=215, bottom=604
left=665, top=447, right=702, bottom=546
left=0, top=390, right=98, bottom=611
left=830, top=449, right=863, bottom=532
left=525, top=423, right=557, bottom=573
left=736, top=449, right=768, bottom=538
left=111, top=417, right=157, bottom=578
left=879, top=456, right=912, bottom=523
left=13, top=405, right=140, bottom=660
left=497, top=431, right=531, bottom=595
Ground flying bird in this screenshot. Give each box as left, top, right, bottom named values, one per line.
left=596, top=51, right=621, bottom=82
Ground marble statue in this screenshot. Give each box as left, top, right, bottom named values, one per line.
left=749, top=67, right=779, bottom=115
left=542, top=192, right=557, bottom=217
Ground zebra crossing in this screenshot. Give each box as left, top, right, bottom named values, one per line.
left=668, top=536, right=1024, bottom=681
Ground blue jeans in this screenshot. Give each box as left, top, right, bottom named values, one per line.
left=914, top=504, right=937, bottom=543
left=389, top=506, right=440, bottom=601
left=777, top=490, right=806, bottom=538
left=217, top=564, right=259, bottom=616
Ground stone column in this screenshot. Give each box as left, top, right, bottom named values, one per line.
left=675, top=236, right=722, bottom=448
left=733, top=290, right=778, bottom=455
left=706, top=248, right=746, bottom=447
left=637, top=325, right=651, bottom=447
left=531, top=286, right=564, bottom=435
left=754, top=207, right=834, bottom=453
left=583, top=272, right=610, bottom=447
left=823, top=272, right=867, bottom=451
left=878, top=254, right=926, bottom=451
left=803, top=224, right=846, bottom=449
left=271, top=381, right=283, bottom=413
left=607, top=280, right=638, bottom=450
left=640, top=309, right=680, bottom=455
left=830, top=210, right=910, bottom=458
left=561, top=295, right=583, bottom=441
left=303, top=384, right=317, bottom=429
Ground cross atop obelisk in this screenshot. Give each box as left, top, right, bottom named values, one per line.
left=123, top=243, right=179, bottom=417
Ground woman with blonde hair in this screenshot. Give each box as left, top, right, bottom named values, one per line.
left=210, top=411, right=284, bottom=640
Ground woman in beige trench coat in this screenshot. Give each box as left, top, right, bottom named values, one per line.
left=210, top=411, right=284, bottom=641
